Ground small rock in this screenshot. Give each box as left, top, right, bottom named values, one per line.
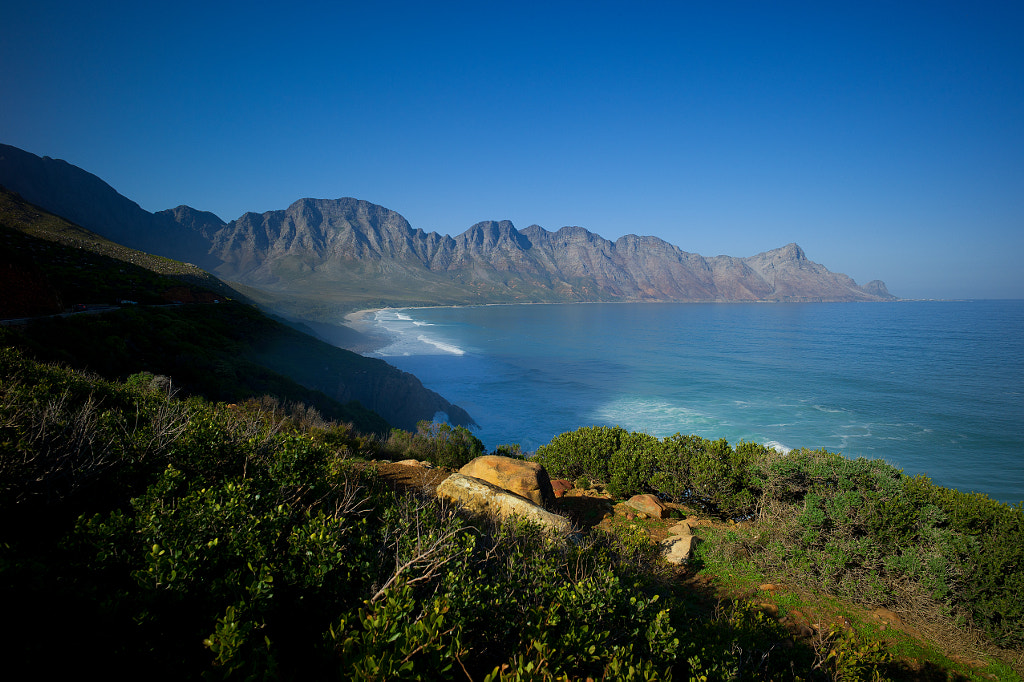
left=759, top=583, right=777, bottom=592
left=667, top=522, right=692, bottom=537
left=394, top=459, right=433, bottom=468
left=550, top=479, right=573, bottom=498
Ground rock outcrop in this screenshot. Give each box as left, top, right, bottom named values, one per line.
left=660, top=519, right=700, bottom=564
left=458, top=456, right=554, bottom=506
left=436, top=473, right=573, bottom=535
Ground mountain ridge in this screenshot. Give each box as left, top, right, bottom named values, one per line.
left=0, top=144, right=219, bottom=270
left=0, top=144, right=896, bottom=321
left=205, top=196, right=893, bottom=308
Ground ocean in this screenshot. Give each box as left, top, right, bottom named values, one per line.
left=354, top=300, right=1024, bottom=505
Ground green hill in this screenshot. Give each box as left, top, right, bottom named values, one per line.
left=0, top=187, right=473, bottom=432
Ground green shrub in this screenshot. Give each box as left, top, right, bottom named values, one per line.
left=925, top=483, right=1024, bottom=648
left=492, top=443, right=526, bottom=459
left=534, top=425, right=626, bottom=483
left=606, top=431, right=660, bottom=498
left=328, top=583, right=468, bottom=680
left=384, top=420, right=485, bottom=469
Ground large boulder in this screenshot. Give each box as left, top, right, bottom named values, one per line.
left=625, top=494, right=669, bottom=519
left=436, top=473, right=573, bottom=535
left=661, top=535, right=699, bottom=564
left=458, top=455, right=554, bottom=506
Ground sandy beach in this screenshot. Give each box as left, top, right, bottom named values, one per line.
left=291, top=308, right=393, bottom=355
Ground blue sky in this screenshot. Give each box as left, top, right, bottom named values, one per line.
left=3, top=1, right=1022, bottom=299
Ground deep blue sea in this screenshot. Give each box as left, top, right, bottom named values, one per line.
left=359, top=301, right=1024, bottom=505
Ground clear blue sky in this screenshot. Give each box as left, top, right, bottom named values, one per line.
left=3, top=1, right=1022, bottom=299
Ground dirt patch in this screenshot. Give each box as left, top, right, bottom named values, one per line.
left=553, top=495, right=614, bottom=528
left=362, top=461, right=454, bottom=496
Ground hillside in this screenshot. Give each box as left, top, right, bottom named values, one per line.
left=0, top=183, right=237, bottom=313
left=0, top=143, right=218, bottom=269
left=0, top=188, right=474, bottom=432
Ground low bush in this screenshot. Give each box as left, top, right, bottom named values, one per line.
left=538, top=424, right=1024, bottom=653
left=383, top=419, right=485, bottom=469
left=536, top=427, right=767, bottom=515
left=751, top=447, right=1024, bottom=649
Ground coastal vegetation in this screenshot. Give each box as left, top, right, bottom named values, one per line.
left=535, top=426, right=1024, bottom=652
left=2, top=347, right=1021, bottom=679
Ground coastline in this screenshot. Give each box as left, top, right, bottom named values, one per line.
left=339, top=308, right=395, bottom=355
left=341, top=304, right=471, bottom=355
left=336, top=298, right=933, bottom=357
left=290, top=308, right=391, bottom=355
left=337, top=299, right=899, bottom=357
left=334, top=300, right=1023, bottom=504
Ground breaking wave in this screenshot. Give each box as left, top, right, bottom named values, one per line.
left=417, top=335, right=465, bottom=356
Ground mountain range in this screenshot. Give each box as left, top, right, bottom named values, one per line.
left=0, top=143, right=894, bottom=327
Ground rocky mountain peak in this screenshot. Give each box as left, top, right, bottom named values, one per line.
left=862, top=280, right=894, bottom=298
left=773, top=243, right=807, bottom=261
left=155, top=205, right=226, bottom=239
left=459, top=220, right=530, bottom=251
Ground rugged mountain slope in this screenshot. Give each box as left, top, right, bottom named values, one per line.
left=155, top=205, right=226, bottom=240
left=0, top=188, right=474, bottom=431
left=0, top=143, right=218, bottom=269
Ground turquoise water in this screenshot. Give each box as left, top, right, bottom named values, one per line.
left=362, top=301, right=1024, bottom=504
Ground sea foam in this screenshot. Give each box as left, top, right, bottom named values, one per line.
left=417, top=335, right=466, bottom=356
left=764, top=441, right=792, bottom=455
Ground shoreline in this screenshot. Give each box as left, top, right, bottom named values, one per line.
left=339, top=307, right=403, bottom=355
left=338, top=298, right=903, bottom=356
